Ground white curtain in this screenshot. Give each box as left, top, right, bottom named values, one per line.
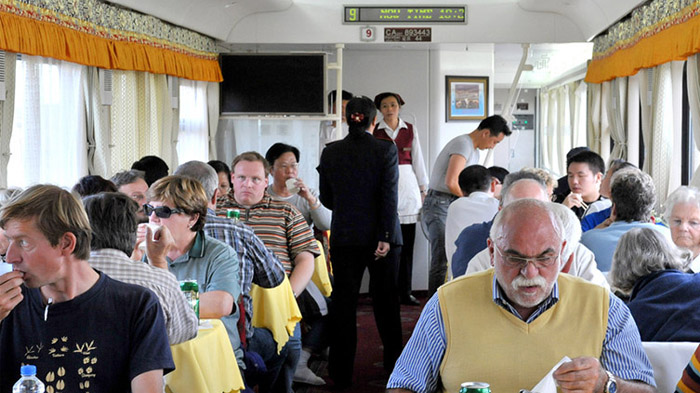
left=0, top=52, right=17, bottom=188
left=86, top=67, right=112, bottom=178
left=8, top=55, right=88, bottom=188
left=607, top=77, right=628, bottom=161
left=539, top=81, right=587, bottom=177
left=177, top=79, right=209, bottom=164
left=626, top=73, right=641, bottom=166
left=555, top=85, right=572, bottom=173
left=638, top=68, right=654, bottom=173
left=207, top=82, right=220, bottom=161
left=588, top=83, right=602, bottom=154
left=598, top=82, right=612, bottom=163
left=572, top=82, right=588, bottom=151
left=538, top=90, right=552, bottom=171
left=687, top=54, right=700, bottom=187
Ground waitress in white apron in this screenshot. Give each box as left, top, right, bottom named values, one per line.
left=373, top=92, right=428, bottom=305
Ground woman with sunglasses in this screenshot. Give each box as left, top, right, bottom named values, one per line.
left=133, top=175, right=240, bottom=344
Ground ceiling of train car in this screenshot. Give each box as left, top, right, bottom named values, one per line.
left=108, top=0, right=645, bottom=43
left=107, top=0, right=642, bottom=88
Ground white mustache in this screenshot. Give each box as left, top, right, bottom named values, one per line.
left=512, top=275, right=547, bottom=289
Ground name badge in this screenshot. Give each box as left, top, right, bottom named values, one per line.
left=402, top=147, right=412, bottom=152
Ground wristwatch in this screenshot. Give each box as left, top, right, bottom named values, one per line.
left=604, top=370, right=617, bottom=393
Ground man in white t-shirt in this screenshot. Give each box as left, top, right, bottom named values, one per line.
left=422, top=115, right=511, bottom=296
left=445, top=165, right=498, bottom=271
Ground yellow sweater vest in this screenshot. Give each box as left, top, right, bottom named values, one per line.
left=438, top=269, right=609, bottom=393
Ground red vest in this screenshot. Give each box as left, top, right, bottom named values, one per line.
left=374, top=123, right=414, bottom=165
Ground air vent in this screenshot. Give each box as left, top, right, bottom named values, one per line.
left=99, top=69, right=112, bottom=106
left=168, top=76, right=179, bottom=109
left=0, top=50, right=5, bottom=101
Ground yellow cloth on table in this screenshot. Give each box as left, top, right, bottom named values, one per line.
left=166, top=319, right=244, bottom=393
left=250, top=275, right=302, bottom=353
left=312, top=240, right=333, bottom=297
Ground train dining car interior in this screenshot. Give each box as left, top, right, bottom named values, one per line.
left=2, top=0, right=700, bottom=392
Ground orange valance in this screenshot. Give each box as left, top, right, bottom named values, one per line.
left=586, top=0, right=700, bottom=84
left=0, top=1, right=222, bottom=82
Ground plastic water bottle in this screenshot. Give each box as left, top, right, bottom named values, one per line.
left=12, top=365, right=45, bottom=393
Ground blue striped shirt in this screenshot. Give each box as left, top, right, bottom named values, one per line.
left=387, top=277, right=655, bottom=393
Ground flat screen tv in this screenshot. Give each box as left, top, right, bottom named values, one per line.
left=220, top=53, right=326, bottom=115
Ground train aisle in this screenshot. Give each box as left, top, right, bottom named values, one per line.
left=296, top=293, right=426, bottom=393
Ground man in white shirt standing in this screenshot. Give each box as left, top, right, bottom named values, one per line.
left=445, top=165, right=499, bottom=271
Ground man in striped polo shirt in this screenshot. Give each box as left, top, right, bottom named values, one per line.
left=216, top=151, right=320, bottom=393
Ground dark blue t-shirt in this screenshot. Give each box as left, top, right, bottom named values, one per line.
left=0, top=271, right=174, bottom=392
left=451, top=220, right=493, bottom=278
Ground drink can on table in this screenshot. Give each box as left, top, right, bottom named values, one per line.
left=226, top=209, right=240, bottom=221
left=180, top=279, right=200, bottom=320
left=459, top=382, right=491, bottom=393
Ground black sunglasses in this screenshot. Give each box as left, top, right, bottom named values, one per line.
left=143, top=204, right=185, bottom=218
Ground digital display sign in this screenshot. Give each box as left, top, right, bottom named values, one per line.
left=344, top=6, right=467, bottom=24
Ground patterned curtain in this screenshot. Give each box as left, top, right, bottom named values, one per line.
left=648, top=63, right=674, bottom=206
left=587, top=0, right=700, bottom=84
left=0, top=0, right=221, bottom=82
left=110, top=70, right=173, bottom=174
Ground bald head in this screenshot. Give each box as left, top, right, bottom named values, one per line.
left=491, top=199, right=564, bottom=248
left=501, top=178, right=549, bottom=207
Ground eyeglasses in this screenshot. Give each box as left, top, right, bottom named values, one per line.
left=276, top=163, right=299, bottom=171
left=494, top=246, right=560, bottom=270
left=143, top=204, right=185, bottom=219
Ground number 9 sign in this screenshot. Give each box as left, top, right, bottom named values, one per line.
left=361, top=26, right=376, bottom=41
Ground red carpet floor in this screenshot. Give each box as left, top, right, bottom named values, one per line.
left=295, top=293, right=426, bottom=393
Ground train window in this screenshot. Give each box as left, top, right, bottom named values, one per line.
left=7, top=55, right=88, bottom=188
left=177, top=80, right=209, bottom=163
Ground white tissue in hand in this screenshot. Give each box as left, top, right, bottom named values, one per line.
left=138, top=223, right=161, bottom=251
left=0, top=262, right=12, bottom=274
left=530, top=356, right=572, bottom=393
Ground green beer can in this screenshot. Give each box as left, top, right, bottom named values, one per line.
left=227, top=209, right=240, bottom=221
left=180, top=279, right=200, bottom=320
left=459, top=382, right=491, bottom=393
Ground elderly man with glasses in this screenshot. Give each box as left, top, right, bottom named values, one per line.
left=387, top=199, right=656, bottom=393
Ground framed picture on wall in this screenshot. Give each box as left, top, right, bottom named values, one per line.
left=445, top=75, right=489, bottom=121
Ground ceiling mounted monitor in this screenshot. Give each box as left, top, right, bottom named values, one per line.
left=220, top=53, right=326, bottom=115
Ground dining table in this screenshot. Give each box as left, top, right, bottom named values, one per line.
left=165, top=319, right=245, bottom=393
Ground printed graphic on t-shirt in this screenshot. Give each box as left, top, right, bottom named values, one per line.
left=23, top=336, right=98, bottom=393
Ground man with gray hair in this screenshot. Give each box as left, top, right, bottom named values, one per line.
left=387, top=199, right=656, bottom=393
left=466, top=202, right=609, bottom=288
left=451, top=171, right=548, bottom=277
left=173, top=160, right=288, bottom=390
left=83, top=192, right=198, bottom=344
left=111, top=169, right=149, bottom=221
left=581, top=167, right=671, bottom=272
